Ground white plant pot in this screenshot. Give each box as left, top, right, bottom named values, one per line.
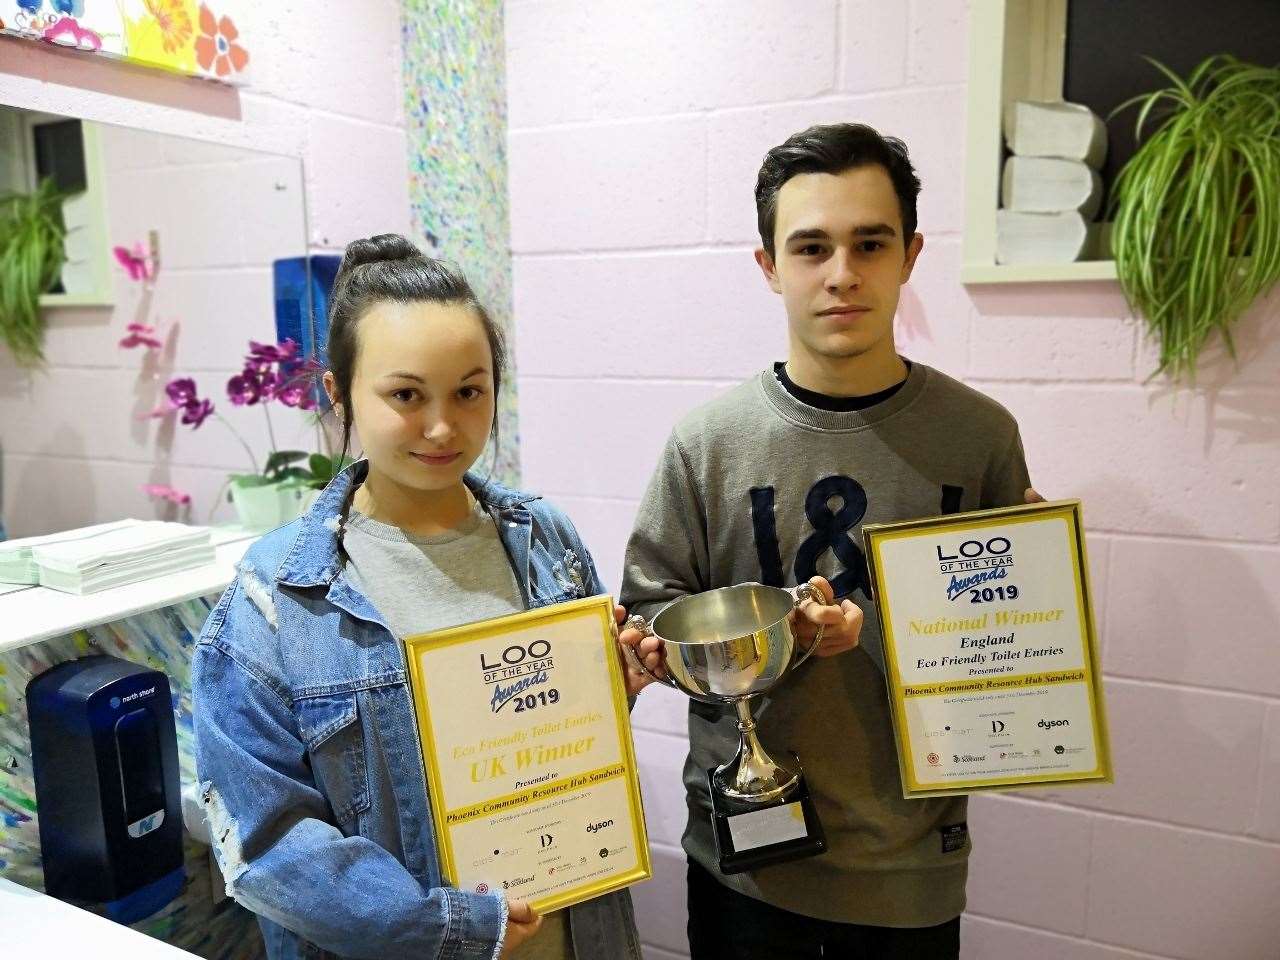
left=229, top=480, right=319, bottom=531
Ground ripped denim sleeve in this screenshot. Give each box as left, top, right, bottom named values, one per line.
left=235, top=559, right=279, bottom=629
left=551, top=547, right=589, bottom=597
left=199, top=779, right=246, bottom=890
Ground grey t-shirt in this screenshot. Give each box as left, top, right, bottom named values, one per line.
left=342, top=503, right=524, bottom=639
left=341, top=504, right=574, bottom=960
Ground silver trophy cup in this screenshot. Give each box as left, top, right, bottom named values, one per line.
left=626, top=582, right=827, bottom=806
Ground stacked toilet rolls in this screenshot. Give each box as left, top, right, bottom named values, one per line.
left=997, top=101, right=1109, bottom=264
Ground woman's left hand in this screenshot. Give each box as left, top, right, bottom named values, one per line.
left=792, top=576, right=863, bottom=657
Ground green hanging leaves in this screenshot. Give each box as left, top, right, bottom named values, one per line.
left=0, top=177, right=67, bottom=367
left=1110, top=55, right=1280, bottom=380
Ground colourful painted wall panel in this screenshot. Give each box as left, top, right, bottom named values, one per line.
left=403, top=0, right=518, bottom=484
left=0, top=1, right=250, bottom=84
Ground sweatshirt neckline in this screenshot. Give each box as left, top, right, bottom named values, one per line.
left=757, top=359, right=928, bottom=431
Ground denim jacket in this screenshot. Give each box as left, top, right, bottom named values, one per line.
left=192, top=462, right=642, bottom=960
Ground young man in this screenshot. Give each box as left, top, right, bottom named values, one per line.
left=619, top=124, right=1035, bottom=959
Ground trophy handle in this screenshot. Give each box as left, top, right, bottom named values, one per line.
left=789, top=582, right=829, bottom=668
left=622, top=614, right=677, bottom=688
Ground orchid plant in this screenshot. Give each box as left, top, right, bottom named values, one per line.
left=126, top=334, right=351, bottom=495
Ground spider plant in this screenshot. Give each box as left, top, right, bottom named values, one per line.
left=1109, top=55, right=1280, bottom=380
left=0, top=177, right=66, bottom=367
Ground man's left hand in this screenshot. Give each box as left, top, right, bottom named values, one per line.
left=792, top=576, right=862, bottom=657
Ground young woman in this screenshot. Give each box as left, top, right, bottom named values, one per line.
left=192, top=235, right=644, bottom=960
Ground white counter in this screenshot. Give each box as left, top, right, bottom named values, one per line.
left=0, top=526, right=260, bottom=654
left=0, top=876, right=199, bottom=958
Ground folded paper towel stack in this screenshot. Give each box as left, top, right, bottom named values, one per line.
left=0, top=520, right=214, bottom=594
left=998, top=101, right=1109, bottom=264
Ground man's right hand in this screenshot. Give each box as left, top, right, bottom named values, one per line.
left=499, top=898, right=542, bottom=957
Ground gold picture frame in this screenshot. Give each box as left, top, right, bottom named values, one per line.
left=403, top=594, right=651, bottom=912
left=864, top=500, right=1112, bottom=798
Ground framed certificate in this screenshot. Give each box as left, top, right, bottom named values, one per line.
left=863, top=500, right=1112, bottom=799
left=403, top=594, right=651, bottom=912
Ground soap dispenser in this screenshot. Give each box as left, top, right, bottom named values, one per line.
left=26, top=655, right=184, bottom=923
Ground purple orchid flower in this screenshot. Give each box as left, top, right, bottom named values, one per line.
left=146, top=377, right=214, bottom=426
left=180, top=398, right=215, bottom=429
left=275, top=379, right=318, bottom=410
left=226, top=369, right=260, bottom=406
left=166, top=377, right=198, bottom=408
left=246, top=338, right=300, bottom=369
left=246, top=340, right=277, bottom=363
left=139, top=341, right=319, bottom=489
left=274, top=358, right=323, bottom=410
left=227, top=363, right=280, bottom=406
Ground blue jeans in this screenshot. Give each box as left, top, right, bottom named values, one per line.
left=686, top=860, right=960, bottom=959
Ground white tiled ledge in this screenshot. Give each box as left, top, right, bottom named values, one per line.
left=0, top=877, right=198, bottom=959
left=0, top=526, right=260, bottom=655
left=961, top=260, right=1119, bottom=284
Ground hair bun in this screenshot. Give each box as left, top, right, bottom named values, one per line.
left=341, top=233, right=422, bottom=269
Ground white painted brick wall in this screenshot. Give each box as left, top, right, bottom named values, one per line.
left=507, top=2, right=1280, bottom=957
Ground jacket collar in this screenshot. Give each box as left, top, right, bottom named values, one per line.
left=274, top=459, right=540, bottom=588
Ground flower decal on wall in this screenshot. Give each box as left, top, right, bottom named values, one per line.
left=119, top=322, right=164, bottom=350
left=113, top=242, right=155, bottom=282
left=122, top=0, right=197, bottom=71
left=2, top=0, right=249, bottom=84
left=142, top=484, right=192, bottom=506
left=7, top=0, right=75, bottom=38
left=41, top=14, right=100, bottom=50
left=145, top=0, right=194, bottom=54
left=195, top=3, right=247, bottom=78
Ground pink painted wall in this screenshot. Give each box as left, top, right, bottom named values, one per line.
left=0, top=2, right=412, bottom=536
left=505, top=3, right=1280, bottom=959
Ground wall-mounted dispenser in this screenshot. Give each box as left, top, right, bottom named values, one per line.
left=274, top=254, right=341, bottom=361
left=26, top=655, right=184, bottom=923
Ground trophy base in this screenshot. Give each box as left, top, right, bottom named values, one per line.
left=707, top=765, right=826, bottom=875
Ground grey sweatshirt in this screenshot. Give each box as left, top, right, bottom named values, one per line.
left=620, top=361, right=1030, bottom=928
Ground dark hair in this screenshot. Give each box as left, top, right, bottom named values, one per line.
left=324, top=232, right=507, bottom=473
left=754, top=123, right=922, bottom=259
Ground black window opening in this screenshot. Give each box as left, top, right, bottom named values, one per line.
left=1062, top=0, right=1280, bottom=215
left=32, top=118, right=87, bottom=194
